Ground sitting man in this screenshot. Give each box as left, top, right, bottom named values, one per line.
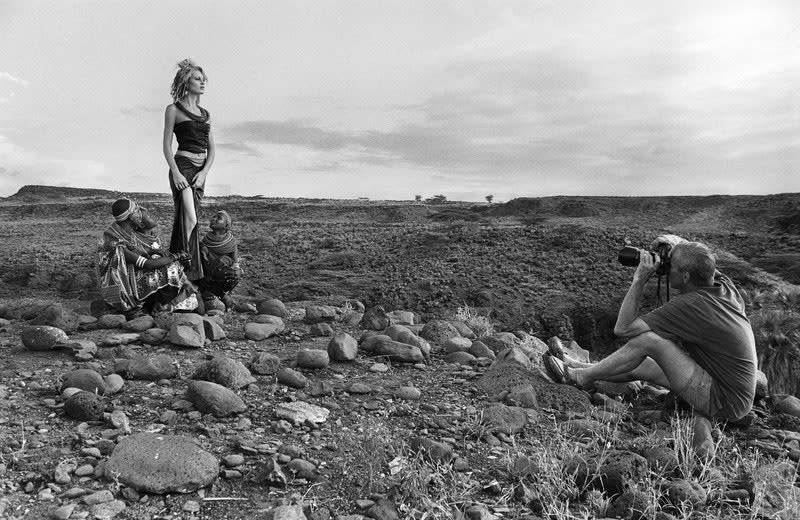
left=97, top=198, right=199, bottom=317
left=544, top=235, right=757, bottom=456
left=197, top=210, right=243, bottom=310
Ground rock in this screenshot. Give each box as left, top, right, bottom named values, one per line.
left=565, top=450, right=648, bottom=494
left=360, top=336, right=424, bottom=363
left=772, top=394, right=800, bottom=417
left=168, top=313, right=205, bottom=348
left=110, top=410, right=131, bottom=433
left=192, top=356, right=256, bottom=389
left=468, top=340, right=495, bottom=359
left=444, top=336, right=472, bottom=353
left=296, top=348, right=330, bottom=369
left=223, top=454, right=245, bottom=467
left=309, top=380, right=334, bottom=396
left=63, top=339, right=98, bottom=359
left=98, top=332, right=140, bottom=347
left=54, top=460, right=76, bottom=484
left=277, top=367, right=308, bottom=388
left=202, top=317, right=227, bottom=341
left=21, top=325, right=68, bottom=350
left=270, top=505, right=307, bottom=520
left=50, top=504, right=76, bottom=520
left=491, top=347, right=531, bottom=369
left=104, top=374, right=124, bottom=394
left=116, top=354, right=178, bottom=380
left=253, top=458, right=288, bottom=487
left=360, top=306, right=391, bottom=330
left=98, top=314, right=127, bottom=329
left=383, top=325, right=430, bottom=356
left=409, top=437, right=453, bottom=462
left=244, top=318, right=285, bottom=340
left=395, top=386, right=421, bottom=400
left=124, top=315, right=155, bottom=332
left=640, top=446, right=679, bottom=474
left=287, top=459, right=317, bottom=479
left=755, top=370, right=768, bottom=400
left=347, top=382, right=372, bottom=394
left=370, top=363, right=389, bottom=373
left=61, top=369, right=107, bottom=395
left=83, top=489, right=114, bottom=505
left=305, top=305, right=337, bottom=324
left=444, top=351, right=476, bottom=365
left=234, top=301, right=257, bottom=313
left=420, top=320, right=460, bottom=344
left=482, top=332, right=520, bottom=354
left=91, top=500, right=126, bottom=519
left=140, top=328, right=168, bottom=345
left=64, top=391, right=105, bottom=421
left=448, top=320, right=477, bottom=340
left=664, top=478, right=707, bottom=508
left=387, top=310, right=414, bottom=325
left=606, top=489, right=651, bottom=520
left=563, top=418, right=605, bottom=437
left=257, top=298, right=288, bottom=318
left=104, top=433, right=218, bottom=493
left=30, top=303, right=79, bottom=332
left=482, top=404, right=528, bottom=434
left=310, top=322, right=334, bottom=336
left=464, top=504, right=496, bottom=520
left=366, top=498, right=400, bottom=520
left=328, top=332, right=358, bottom=361
left=249, top=352, right=281, bottom=375
left=594, top=381, right=640, bottom=401
left=186, top=380, right=247, bottom=417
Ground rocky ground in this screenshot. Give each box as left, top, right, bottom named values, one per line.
left=1, top=186, right=800, bottom=519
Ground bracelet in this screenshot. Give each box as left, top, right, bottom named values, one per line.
left=135, top=256, right=147, bottom=269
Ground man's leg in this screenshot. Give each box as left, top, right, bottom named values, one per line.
left=571, top=332, right=697, bottom=392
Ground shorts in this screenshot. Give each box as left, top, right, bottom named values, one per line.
left=674, top=363, right=714, bottom=417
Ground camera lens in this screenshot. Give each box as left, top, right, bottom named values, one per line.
left=618, top=246, right=640, bottom=267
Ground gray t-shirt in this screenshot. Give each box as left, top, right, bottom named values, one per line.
left=641, top=273, right=756, bottom=419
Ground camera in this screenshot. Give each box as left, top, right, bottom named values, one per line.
left=618, top=243, right=671, bottom=276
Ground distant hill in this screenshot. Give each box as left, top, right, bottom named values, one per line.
left=5, top=185, right=171, bottom=202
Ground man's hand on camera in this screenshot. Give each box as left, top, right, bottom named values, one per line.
left=651, top=234, right=685, bottom=255
left=634, top=248, right=658, bottom=282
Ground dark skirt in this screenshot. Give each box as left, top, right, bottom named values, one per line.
left=169, top=155, right=205, bottom=281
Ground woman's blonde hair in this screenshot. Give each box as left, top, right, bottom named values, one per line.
left=170, top=59, right=207, bottom=101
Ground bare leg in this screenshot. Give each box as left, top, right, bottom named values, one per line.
left=571, top=332, right=697, bottom=391
left=180, top=187, right=197, bottom=248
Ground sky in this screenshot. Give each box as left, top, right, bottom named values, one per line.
left=1, top=1, right=798, bottom=201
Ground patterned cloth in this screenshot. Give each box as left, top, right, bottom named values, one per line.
left=97, top=222, right=192, bottom=311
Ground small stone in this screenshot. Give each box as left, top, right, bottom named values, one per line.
left=21, top=325, right=69, bottom=350
left=223, top=454, right=245, bottom=467
left=90, top=499, right=126, bottom=519
left=275, top=401, right=330, bottom=425
left=296, top=348, right=330, bottom=369
left=74, top=464, right=95, bottom=477
left=50, top=504, right=76, bottom=520
left=395, top=386, right=421, bottom=400
left=98, top=314, right=127, bottom=329
left=277, top=367, right=307, bottom=388
left=103, top=374, right=124, bottom=395
left=54, top=460, right=76, bottom=484
left=65, top=391, right=105, bottom=421
left=370, top=363, right=389, bottom=373
left=182, top=500, right=201, bottom=513
left=82, top=489, right=114, bottom=505
left=249, top=352, right=281, bottom=375
left=328, top=332, right=358, bottom=361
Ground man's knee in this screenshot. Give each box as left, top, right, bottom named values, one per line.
left=625, top=331, right=678, bottom=354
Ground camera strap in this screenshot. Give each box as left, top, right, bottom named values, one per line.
left=655, top=274, right=671, bottom=304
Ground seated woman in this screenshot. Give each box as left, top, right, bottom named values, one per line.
left=198, top=210, right=243, bottom=310
left=97, top=198, right=199, bottom=317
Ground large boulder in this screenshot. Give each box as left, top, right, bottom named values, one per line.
left=296, top=349, right=330, bottom=369
left=482, top=332, right=521, bottom=354
left=202, top=317, right=227, bottom=341
left=123, top=315, right=155, bottom=332
left=64, top=391, right=105, bottom=421
left=256, top=298, right=288, bottom=318
left=361, top=306, right=391, bottom=330
left=420, top=320, right=460, bottom=344
left=104, top=433, right=218, bottom=493
left=115, top=354, right=178, bottom=380
left=186, top=381, right=247, bottom=417
left=168, top=313, right=205, bottom=348
left=249, top=352, right=280, bottom=375
left=61, top=369, right=107, bottom=395
left=244, top=318, right=285, bottom=341
left=21, top=326, right=68, bottom=350
left=328, top=332, right=358, bottom=361
left=304, top=305, right=337, bottom=324
left=481, top=404, right=528, bottom=434
left=361, top=336, right=424, bottom=363
left=383, top=325, right=431, bottom=357
left=192, top=356, right=255, bottom=389
left=387, top=310, right=415, bottom=326
left=30, top=303, right=79, bottom=332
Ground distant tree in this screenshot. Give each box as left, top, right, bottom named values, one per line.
left=414, top=194, right=422, bottom=202
left=425, top=194, right=448, bottom=205
left=485, top=194, right=494, bottom=203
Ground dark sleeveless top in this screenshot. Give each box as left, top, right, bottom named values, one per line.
left=173, top=102, right=210, bottom=154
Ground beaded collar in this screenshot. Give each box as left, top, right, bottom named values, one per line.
left=175, top=101, right=209, bottom=122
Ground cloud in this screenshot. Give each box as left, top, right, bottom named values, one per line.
left=0, top=135, right=107, bottom=197
left=0, top=72, right=29, bottom=86
left=215, top=142, right=262, bottom=156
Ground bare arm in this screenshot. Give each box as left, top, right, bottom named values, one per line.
left=120, top=247, right=173, bottom=270
left=614, top=250, right=655, bottom=337
left=162, top=105, right=189, bottom=191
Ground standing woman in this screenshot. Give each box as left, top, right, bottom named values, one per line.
left=163, top=58, right=215, bottom=281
